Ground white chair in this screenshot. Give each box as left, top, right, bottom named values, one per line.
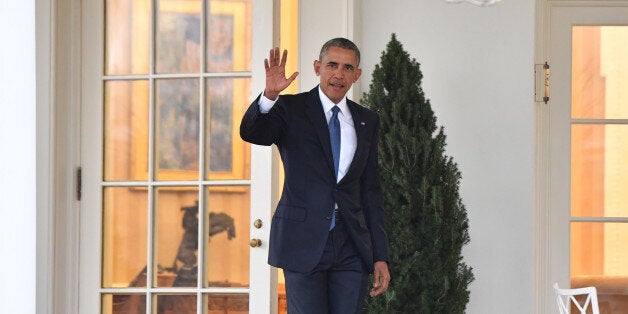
left=553, top=282, right=600, bottom=314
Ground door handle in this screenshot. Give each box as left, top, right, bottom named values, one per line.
left=250, top=238, right=262, bottom=248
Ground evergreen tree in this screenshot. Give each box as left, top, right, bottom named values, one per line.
left=363, top=34, right=474, bottom=313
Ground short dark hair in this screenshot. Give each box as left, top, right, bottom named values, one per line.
left=319, top=38, right=361, bottom=66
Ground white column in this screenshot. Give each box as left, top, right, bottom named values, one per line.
left=0, top=1, right=37, bottom=313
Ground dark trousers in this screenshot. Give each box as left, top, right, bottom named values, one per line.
left=283, top=220, right=369, bottom=314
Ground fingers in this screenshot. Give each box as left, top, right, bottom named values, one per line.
left=274, top=47, right=281, bottom=65
left=370, top=275, right=389, bottom=297
left=269, top=48, right=274, bottom=66
left=266, top=47, right=289, bottom=68
left=287, top=71, right=299, bottom=82
left=280, top=49, right=288, bottom=67
left=268, top=47, right=280, bottom=67
left=370, top=262, right=391, bottom=297
left=264, top=47, right=297, bottom=94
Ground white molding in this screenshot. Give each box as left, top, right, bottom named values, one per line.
left=548, top=0, right=628, bottom=7
left=347, top=0, right=363, bottom=100
left=445, top=0, right=501, bottom=7
left=79, top=0, right=103, bottom=312
left=54, top=0, right=83, bottom=313
left=36, top=0, right=54, bottom=313
left=250, top=1, right=277, bottom=313
left=35, top=0, right=83, bottom=312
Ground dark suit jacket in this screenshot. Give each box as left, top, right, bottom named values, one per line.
left=240, top=86, right=389, bottom=273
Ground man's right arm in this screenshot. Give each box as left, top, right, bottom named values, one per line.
left=240, top=47, right=297, bottom=145
left=239, top=93, right=284, bottom=146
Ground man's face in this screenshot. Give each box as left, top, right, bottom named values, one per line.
left=314, top=46, right=362, bottom=104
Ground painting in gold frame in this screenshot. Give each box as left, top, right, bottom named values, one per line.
left=129, top=0, right=252, bottom=182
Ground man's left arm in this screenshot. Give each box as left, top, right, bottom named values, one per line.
left=360, top=114, right=390, bottom=297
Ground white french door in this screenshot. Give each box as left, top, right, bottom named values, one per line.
left=547, top=2, right=628, bottom=313
left=79, top=0, right=275, bottom=313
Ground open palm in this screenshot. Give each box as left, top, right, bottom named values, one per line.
left=264, top=47, right=299, bottom=100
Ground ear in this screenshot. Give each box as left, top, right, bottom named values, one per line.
left=313, top=60, right=321, bottom=76
left=354, top=68, right=362, bottom=82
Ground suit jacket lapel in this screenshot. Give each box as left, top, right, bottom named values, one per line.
left=304, top=87, right=336, bottom=178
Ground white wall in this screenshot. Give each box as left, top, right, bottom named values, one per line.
left=361, top=1, right=535, bottom=313
left=4, top=0, right=536, bottom=312
left=0, top=1, right=37, bottom=313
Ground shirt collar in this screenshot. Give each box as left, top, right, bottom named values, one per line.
left=318, top=86, right=349, bottom=116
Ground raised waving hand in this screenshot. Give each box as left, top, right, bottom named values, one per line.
left=264, top=47, right=299, bottom=100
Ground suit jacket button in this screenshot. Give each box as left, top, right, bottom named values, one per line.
left=326, top=215, right=331, bottom=220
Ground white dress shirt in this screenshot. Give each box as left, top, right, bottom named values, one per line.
left=258, top=87, right=357, bottom=182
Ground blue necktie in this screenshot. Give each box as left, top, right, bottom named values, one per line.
left=329, top=106, right=341, bottom=230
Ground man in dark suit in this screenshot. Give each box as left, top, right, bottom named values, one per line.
left=240, top=38, right=390, bottom=313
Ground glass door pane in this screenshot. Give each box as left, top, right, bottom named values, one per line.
left=101, top=0, right=253, bottom=312
left=570, top=25, right=628, bottom=313
left=102, top=187, right=149, bottom=288
left=105, top=0, right=150, bottom=75
left=204, top=186, right=250, bottom=288
left=155, top=78, right=200, bottom=181
left=104, top=80, right=149, bottom=181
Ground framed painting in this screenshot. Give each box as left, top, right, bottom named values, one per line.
left=128, top=0, right=251, bottom=182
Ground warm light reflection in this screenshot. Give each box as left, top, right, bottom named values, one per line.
left=204, top=187, right=250, bottom=287
left=571, top=26, right=628, bottom=313
left=104, top=80, right=149, bottom=181
left=105, top=0, right=150, bottom=75
left=102, top=187, right=148, bottom=288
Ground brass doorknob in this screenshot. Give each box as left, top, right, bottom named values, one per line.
left=250, top=238, right=262, bottom=247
